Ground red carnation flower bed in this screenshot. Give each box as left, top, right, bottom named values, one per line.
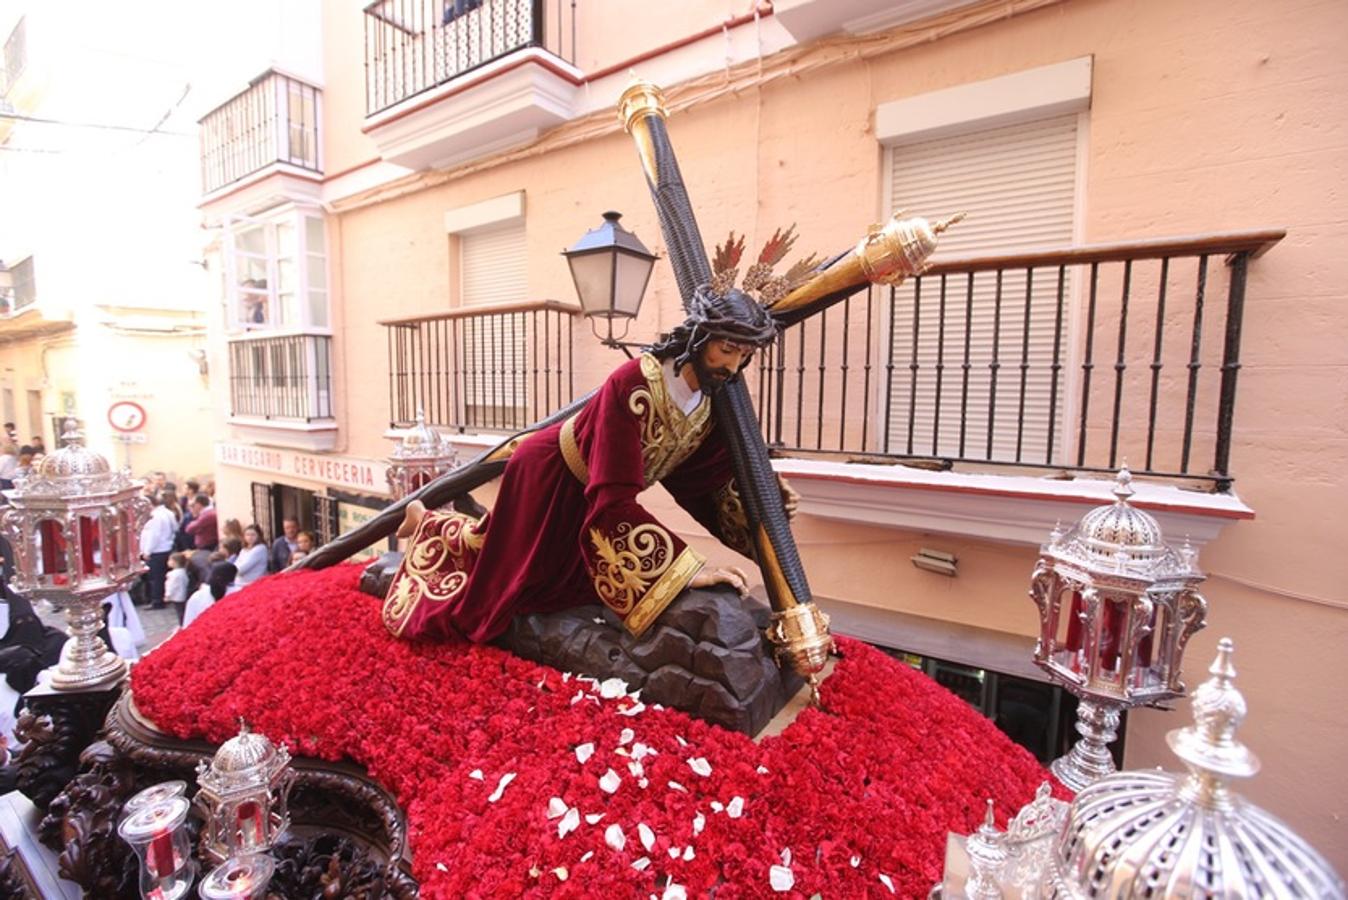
left=132, top=564, right=1067, bottom=898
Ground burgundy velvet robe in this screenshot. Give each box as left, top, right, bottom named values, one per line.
left=383, top=354, right=752, bottom=643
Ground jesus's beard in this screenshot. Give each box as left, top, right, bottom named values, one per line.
left=692, top=356, right=735, bottom=395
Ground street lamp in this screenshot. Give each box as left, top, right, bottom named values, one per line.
left=562, top=211, right=657, bottom=352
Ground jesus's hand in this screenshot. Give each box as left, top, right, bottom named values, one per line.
left=691, top=565, right=750, bottom=598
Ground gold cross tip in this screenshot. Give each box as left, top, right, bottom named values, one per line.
left=619, top=77, right=668, bottom=131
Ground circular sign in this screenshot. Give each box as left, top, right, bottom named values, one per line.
left=108, top=401, right=147, bottom=433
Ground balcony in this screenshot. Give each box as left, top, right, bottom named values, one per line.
left=755, top=230, right=1283, bottom=493
left=362, top=0, right=580, bottom=170
left=227, top=332, right=336, bottom=450
left=381, top=300, right=578, bottom=432
left=199, top=70, right=322, bottom=199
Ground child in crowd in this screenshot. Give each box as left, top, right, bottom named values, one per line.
left=165, top=552, right=189, bottom=625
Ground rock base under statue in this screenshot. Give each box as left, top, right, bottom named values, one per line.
left=361, top=552, right=802, bottom=736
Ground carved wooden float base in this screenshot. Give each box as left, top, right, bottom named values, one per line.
left=34, top=689, right=418, bottom=898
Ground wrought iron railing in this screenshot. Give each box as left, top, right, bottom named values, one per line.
left=199, top=70, right=322, bottom=195
left=364, top=0, right=577, bottom=116
left=755, top=230, right=1284, bottom=491
left=228, top=332, right=334, bottom=421
left=382, top=300, right=577, bottom=432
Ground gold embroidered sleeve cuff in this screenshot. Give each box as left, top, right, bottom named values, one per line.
left=625, top=546, right=705, bottom=637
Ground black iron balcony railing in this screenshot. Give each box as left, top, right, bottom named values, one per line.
left=229, top=332, right=334, bottom=422
left=755, top=230, right=1284, bottom=491
left=199, top=70, right=321, bottom=195
left=382, top=300, right=577, bottom=432
left=364, top=0, right=577, bottom=116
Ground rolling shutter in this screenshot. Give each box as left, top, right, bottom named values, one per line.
left=886, top=114, right=1078, bottom=462
left=459, top=221, right=527, bottom=426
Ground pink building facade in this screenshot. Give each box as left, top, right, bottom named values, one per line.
left=197, top=0, right=1347, bottom=867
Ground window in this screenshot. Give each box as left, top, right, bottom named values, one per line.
left=459, top=219, right=527, bottom=425
left=225, top=208, right=329, bottom=331
left=885, top=115, right=1079, bottom=461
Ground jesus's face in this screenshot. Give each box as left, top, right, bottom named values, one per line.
left=692, top=338, right=755, bottom=394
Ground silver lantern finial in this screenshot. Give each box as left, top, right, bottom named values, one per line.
left=386, top=407, right=458, bottom=500
left=1027, top=467, right=1208, bottom=791
left=0, top=426, right=149, bottom=690
left=1046, top=639, right=1346, bottom=899
left=964, top=799, right=1008, bottom=899
left=194, top=720, right=295, bottom=865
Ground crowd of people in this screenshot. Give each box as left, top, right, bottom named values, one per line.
left=133, top=473, right=321, bottom=628
left=0, top=448, right=326, bottom=746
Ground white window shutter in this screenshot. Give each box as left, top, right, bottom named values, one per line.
left=887, top=114, right=1078, bottom=463
left=459, top=222, right=528, bottom=425
left=461, top=222, right=527, bottom=307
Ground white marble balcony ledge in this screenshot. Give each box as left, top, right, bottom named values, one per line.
left=388, top=428, right=1251, bottom=548
left=773, top=458, right=1253, bottom=549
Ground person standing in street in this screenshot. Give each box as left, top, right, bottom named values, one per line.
left=139, top=492, right=179, bottom=608
left=184, top=493, right=218, bottom=552
left=235, top=524, right=269, bottom=586
left=269, top=517, right=300, bottom=572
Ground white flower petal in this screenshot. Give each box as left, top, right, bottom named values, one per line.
left=604, top=823, right=626, bottom=851
left=547, top=797, right=568, bottom=819
left=726, top=796, right=744, bottom=819
left=676, top=735, right=688, bottom=747
left=562, top=672, right=572, bottom=682
left=638, top=822, right=656, bottom=852
left=667, top=780, right=688, bottom=793
left=552, top=866, right=569, bottom=881
left=619, top=727, right=635, bottom=746
left=693, top=812, right=705, bottom=836
left=668, top=846, right=681, bottom=859
left=614, top=746, right=631, bottom=757
left=570, top=690, right=585, bottom=705
left=585, top=813, right=604, bottom=825
left=627, top=688, right=643, bottom=702
left=662, top=883, right=687, bottom=900
left=558, top=807, right=581, bottom=839
left=575, top=742, right=595, bottom=764
left=631, top=856, right=651, bottom=871
left=617, top=702, right=646, bottom=717
left=850, top=854, right=861, bottom=868
left=580, top=851, right=594, bottom=863
left=486, top=772, right=516, bottom=803
left=770, top=865, right=795, bottom=892
left=593, top=616, right=607, bottom=624
left=687, top=757, right=712, bottom=777
left=537, top=678, right=546, bottom=689
left=710, top=801, right=725, bottom=813
left=683, top=845, right=694, bottom=861
left=638, top=778, right=649, bottom=789
left=632, top=742, right=655, bottom=761
left=628, top=760, right=645, bottom=778
left=436, top=862, right=448, bottom=872
left=468, top=769, right=484, bottom=781
left=780, top=847, right=791, bottom=866
left=879, top=873, right=895, bottom=893
left=599, top=769, right=622, bottom=794
left=599, top=677, right=629, bottom=699
left=756, top=765, right=769, bottom=775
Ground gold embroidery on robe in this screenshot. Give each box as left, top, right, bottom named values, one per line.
left=382, top=510, right=484, bottom=636
left=626, top=547, right=705, bottom=637
left=589, top=521, right=678, bottom=614
left=714, top=480, right=753, bottom=558
left=629, top=354, right=713, bottom=486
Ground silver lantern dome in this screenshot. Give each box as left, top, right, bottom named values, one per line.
left=1047, top=639, right=1345, bottom=899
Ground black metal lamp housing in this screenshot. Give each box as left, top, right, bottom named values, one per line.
left=562, top=211, right=656, bottom=349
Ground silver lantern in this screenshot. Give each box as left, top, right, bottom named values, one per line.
left=386, top=408, right=458, bottom=500
left=194, top=719, right=295, bottom=866
left=0, top=423, right=149, bottom=690
left=1046, top=638, right=1346, bottom=898
left=1028, top=467, right=1207, bottom=791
